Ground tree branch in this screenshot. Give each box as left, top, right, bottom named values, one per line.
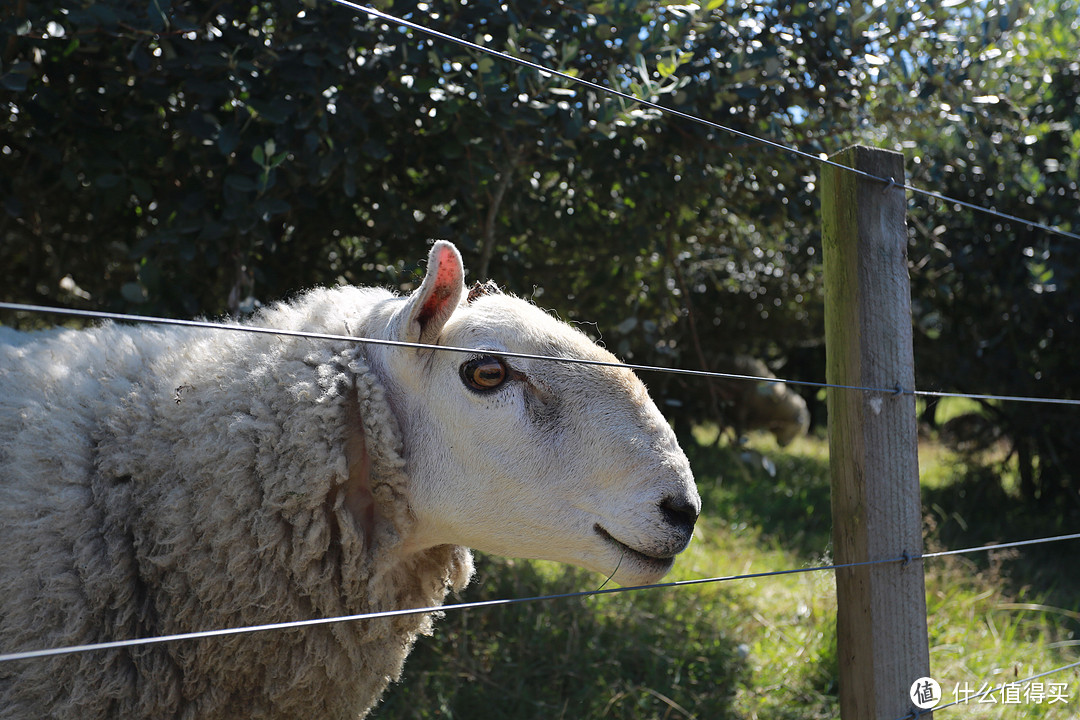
left=478, top=135, right=523, bottom=280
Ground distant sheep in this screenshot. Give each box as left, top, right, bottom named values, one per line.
left=0, top=241, right=700, bottom=720
left=714, top=355, right=810, bottom=446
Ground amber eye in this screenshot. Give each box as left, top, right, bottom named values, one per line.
left=460, top=356, right=509, bottom=391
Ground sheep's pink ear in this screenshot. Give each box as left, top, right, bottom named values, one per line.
left=401, top=241, right=465, bottom=346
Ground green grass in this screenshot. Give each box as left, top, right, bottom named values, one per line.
left=377, top=430, right=1079, bottom=719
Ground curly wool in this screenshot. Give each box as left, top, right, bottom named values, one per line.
left=0, top=288, right=473, bottom=719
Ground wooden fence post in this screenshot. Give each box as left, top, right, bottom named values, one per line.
left=821, top=146, right=931, bottom=720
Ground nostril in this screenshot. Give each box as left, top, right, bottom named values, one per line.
left=659, top=494, right=699, bottom=533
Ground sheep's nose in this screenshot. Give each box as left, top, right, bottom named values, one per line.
left=659, top=494, right=699, bottom=536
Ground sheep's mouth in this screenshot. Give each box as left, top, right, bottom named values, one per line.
left=594, top=524, right=677, bottom=572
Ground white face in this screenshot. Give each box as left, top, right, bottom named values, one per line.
left=381, top=277, right=700, bottom=587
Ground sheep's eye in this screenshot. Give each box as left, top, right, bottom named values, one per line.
left=460, top=356, right=509, bottom=391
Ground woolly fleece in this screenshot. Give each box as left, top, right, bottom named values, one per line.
left=0, top=286, right=473, bottom=719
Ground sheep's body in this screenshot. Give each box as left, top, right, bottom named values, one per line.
left=0, top=286, right=471, bottom=719
left=0, top=243, right=699, bottom=719
left=714, top=355, right=810, bottom=446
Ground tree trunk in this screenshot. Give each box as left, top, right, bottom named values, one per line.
left=477, top=142, right=522, bottom=280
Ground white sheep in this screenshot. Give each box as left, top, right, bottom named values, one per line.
left=714, top=355, right=811, bottom=446
left=0, top=241, right=700, bottom=720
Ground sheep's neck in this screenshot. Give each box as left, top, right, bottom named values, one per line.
left=343, top=381, right=377, bottom=549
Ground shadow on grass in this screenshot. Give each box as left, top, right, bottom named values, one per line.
left=923, top=462, right=1080, bottom=625
left=683, top=436, right=834, bottom=561
left=378, top=555, right=747, bottom=720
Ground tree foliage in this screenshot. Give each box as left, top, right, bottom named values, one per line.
left=2, top=0, right=1078, bottom=503
left=871, top=0, right=1080, bottom=505
left=1, top=0, right=876, bottom=410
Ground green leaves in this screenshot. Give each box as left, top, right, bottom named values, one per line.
left=0, top=61, right=32, bottom=92
left=892, top=0, right=1080, bottom=503
left=5, top=0, right=1075, bottom=507
left=147, top=0, right=172, bottom=32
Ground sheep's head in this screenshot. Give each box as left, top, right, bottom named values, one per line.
left=376, top=241, right=700, bottom=587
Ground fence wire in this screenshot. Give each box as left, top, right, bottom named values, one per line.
left=1, top=532, right=1078, bottom=665
left=2, top=307, right=1077, bottom=712
left=328, top=0, right=1080, bottom=244
left=4, top=3, right=1078, bottom=713
left=893, top=658, right=1080, bottom=720
left=2, top=301, right=1078, bottom=408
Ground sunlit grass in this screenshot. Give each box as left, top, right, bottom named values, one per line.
left=925, top=396, right=988, bottom=425
left=379, top=431, right=1079, bottom=719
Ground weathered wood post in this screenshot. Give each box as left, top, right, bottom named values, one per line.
left=821, top=145, right=931, bottom=720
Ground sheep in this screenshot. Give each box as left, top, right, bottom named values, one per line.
left=713, top=355, right=810, bottom=446
left=0, top=241, right=700, bottom=720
